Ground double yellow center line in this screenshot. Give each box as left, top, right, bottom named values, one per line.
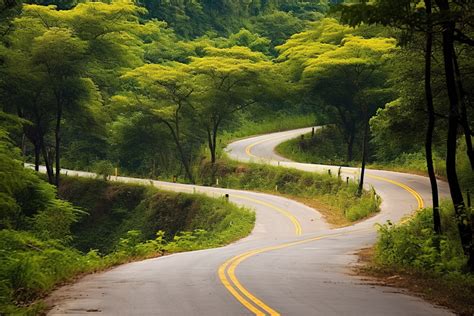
left=218, top=137, right=426, bottom=315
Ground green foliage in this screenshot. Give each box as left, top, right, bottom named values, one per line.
left=0, top=176, right=254, bottom=313
left=375, top=203, right=470, bottom=273
left=57, top=177, right=254, bottom=254
left=91, top=160, right=115, bottom=181
left=276, top=127, right=361, bottom=166
left=199, top=159, right=380, bottom=222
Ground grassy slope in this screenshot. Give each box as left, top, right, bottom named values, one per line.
left=58, top=177, right=255, bottom=254
left=198, top=160, right=380, bottom=226
left=1, top=177, right=254, bottom=314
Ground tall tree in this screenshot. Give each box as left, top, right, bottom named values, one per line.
left=191, top=46, right=271, bottom=164
left=122, top=63, right=198, bottom=182
left=434, top=0, right=473, bottom=270
left=338, top=0, right=473, bottom=270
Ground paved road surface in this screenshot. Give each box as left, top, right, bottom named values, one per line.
left=46, top=128, right=452, bottom=315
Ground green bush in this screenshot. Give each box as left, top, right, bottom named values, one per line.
left=375, top=202, right=469, bottom=273
left=92, top=160, right=115, bottom=180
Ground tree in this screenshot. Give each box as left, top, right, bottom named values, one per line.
left=338, top=0, right=444, bottom=232
left=434, top=0, right=473, bottom=270
left=191, top=46, right=271, bottom=164
left=31, top=28, right=89, bottom=186
left=250, top=10, right=305, bottom=50
left=338, top=0, right=474, bottom=270
left=121, top=63, right=199, bottom=182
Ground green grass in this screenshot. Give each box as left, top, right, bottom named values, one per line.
left=217, top=113, right=318, bottom=156
left=275, top=127, right=360, bottom=166
left=198, top=159, right=380, bottom=224
left=1, top=177, right=254, bottom=314
left=225, top=113, right=317, bottom=140
left=275, top=127, right=474, bottom=194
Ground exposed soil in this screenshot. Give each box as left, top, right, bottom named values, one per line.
left=353, top=247, right=474, bottom=316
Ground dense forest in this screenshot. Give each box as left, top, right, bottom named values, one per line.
left=0, top=0, right=473, bottom=313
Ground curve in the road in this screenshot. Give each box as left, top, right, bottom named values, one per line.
left=46, top=128, right=452, bottom=316
left=222, top=127, right=449, bottom=316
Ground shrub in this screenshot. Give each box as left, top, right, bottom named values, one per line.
left=92, top=160, right=115, bottom=181
left=374, top=203, right=468, bottom=273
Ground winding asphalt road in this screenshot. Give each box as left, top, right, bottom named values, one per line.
left=46, top=127, right=452, bottom=315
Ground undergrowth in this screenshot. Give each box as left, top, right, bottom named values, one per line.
left=1, top=178, right=254, bottom=314
left=198, top=159, right=380, bottom=223
left=365, top=203, right=474, bottom=315
left=275, top=128, right=473, bottom=193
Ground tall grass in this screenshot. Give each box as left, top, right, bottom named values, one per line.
left=198, top=160, right=380, bottom=223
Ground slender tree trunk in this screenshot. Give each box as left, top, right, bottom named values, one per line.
left=211, top=122, right=219, bottom=164
left=452, top=50, right=474, bottom=170
left=424, top=0, right=441, bottom=235
left=54, top=103, right=62, bottom=186
left=41, top=140, right=54, bottom=184
left=163, top=120, right=195, bottom=183
left=358, top=110, right=369, bottom=196
left=207, top=127, right=216, bottom=164
left=34, top=141, right=40, bottom=172
left=436, top=0, right=473, bottom=270
left=347, top=129, right=355, bottom=162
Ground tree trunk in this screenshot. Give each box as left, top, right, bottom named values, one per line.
left=452, top=50, right=474, bottom=170
left=424, top=0, right=441, bottom=235
left=358, top=110, right=369, bottom=196
left=347, top=129, right=355, bottom=162
left=41, top=140, right=54, bottom=184
left=436, top=0, right=473, bottom=270
left=163, top=120, right=195, bottom=183
left=54, top=103, right=62, bottom=187
left=207, top=127, right=216, bottom=164
left=34, top=141, right=40, bottom=172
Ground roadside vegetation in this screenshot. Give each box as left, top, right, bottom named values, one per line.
left=0, top=0, right=473, bottom=313
left=358, top=203, right=474, bottom=315
left=275, top=127, right=473, bottom=189
left=199, top=159, right=380, bottom=225
left=0, top=131, right=254, bottom=314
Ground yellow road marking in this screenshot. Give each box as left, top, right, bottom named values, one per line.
left=366, top=175, right=424, bottom=209
left=233, top=194, right=302, bottom=236
left=219, top=229, right=370, bottom=315
left=219, top=257, right=266, bottom=316
left=158, top=185, right=303, bottom=236
left=225, top=134, right=427, bottom=315
left=245, top=134, right=293, bottom=159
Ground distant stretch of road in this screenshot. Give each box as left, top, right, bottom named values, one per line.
left=47, top=127, right=452, bottom=315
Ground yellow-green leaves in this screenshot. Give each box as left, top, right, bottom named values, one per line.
left=303, top=36, right=397, bottom=78
left=32, top=28, right=88, bottom=77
